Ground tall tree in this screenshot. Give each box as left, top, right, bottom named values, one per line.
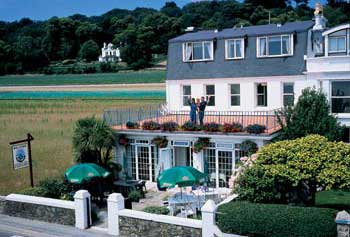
left=79, top=40, right=99, bottom=62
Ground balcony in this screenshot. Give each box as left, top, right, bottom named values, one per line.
left=103, top=105, right=281, bottom=136
left=306, top=55, right=350, bottom=73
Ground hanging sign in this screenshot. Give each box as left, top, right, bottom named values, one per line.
left=12, top=143, right=29, bottom=170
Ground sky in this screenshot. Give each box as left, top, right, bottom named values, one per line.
left=0, top=0, right=327, bottom=22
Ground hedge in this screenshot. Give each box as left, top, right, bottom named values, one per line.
left=216, top=201, right=337, bottom=237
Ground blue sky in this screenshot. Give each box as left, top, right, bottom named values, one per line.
left=0, top=0, right=327, bottom=22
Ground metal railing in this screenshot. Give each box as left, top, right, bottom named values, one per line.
left=103, top=105, right=281, bottom=134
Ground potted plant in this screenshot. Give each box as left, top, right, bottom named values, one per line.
left=182, top=121, right=200, bottom=131
left=161, top=121, right=179, bottom=132
left=246, top=124, right=266, bottom=134
left=152, top=136, right=168, bottom=148
left=128, top=190, right=142, bottom=202
left=126, top=121, right=140, bottom=129
left=193, top=137, right=210, bottom=153
left=240, top=140, right=258, bottom=156
left=118, top=134, right=129, bottom=146
left=203, top=122, right=221, bottom=132
left=142, top=121, right=161, bottom=130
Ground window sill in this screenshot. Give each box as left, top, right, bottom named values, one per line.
left=257, top=54, right=293, bottom=59
left=183, top=59, right=214, bottom=63
left=225, top=57, right=244, bottom=61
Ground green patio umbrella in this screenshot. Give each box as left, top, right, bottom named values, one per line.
left=157, top=166, right=207, bottom=189
left=65, top=163, right=111, bottom=184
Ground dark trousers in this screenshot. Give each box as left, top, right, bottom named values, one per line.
left=190, top=111, right=197, bottom=124
left=199, top=110, right=205, bottom=126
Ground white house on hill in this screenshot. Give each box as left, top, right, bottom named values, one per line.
left=98, top=42, right=121, bottom=62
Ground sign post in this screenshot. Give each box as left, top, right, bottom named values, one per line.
left=10, top=133, right=34, bottom=187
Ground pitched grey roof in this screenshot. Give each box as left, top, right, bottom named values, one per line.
left=169, top=20, right=314, bottom=42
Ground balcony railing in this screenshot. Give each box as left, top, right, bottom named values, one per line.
left=103, top=105, right=281, bottom=134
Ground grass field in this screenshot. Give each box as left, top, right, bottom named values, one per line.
left=0, top=70, right=166, bottom=86
left=0, top=99, right=161, bottom=195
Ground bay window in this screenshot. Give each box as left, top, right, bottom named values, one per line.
left=225, top=39, right=244, bottom=59
left=257, top=34, right=293, bottom=57
left=329, top=30, right=347, bottom=53
left=183, top=41, right=214, bottom=62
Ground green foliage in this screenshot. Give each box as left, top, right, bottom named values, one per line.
left=152, top=136, right=169, bottom=148
left=193, top=137, right=210, bottom=153
left=203, top=122, right=221, bottom=132
left=237, top=135, right=350, bottom=205
left=246, top=124, right=266, bottom=134
left=141, top=121, right=161, bottom=130
left=160, top=121, right=179, bottom=132
left=143, top=206, right=170, bottom=215
left=1, top=1, right=349, bottom=74
left=73, top=117, right=115, bottom=167
left=316, top=190, right=350, bottom=212
left=79, top=40, right=99, bottom=62
left=216, top=201, right=337, bottom=237
left=128, top=190, right=142, bottom=202
left=240, top=140, right=258, bottom=156
left=18, top=176, right=72, bottom=200
left=126, top=121, right=140, bottom=129
left=223, top=123, right=243, bottom=133
left=277, top=88, right=344, bottom=141
left=182, top=121, right=200, bottom=131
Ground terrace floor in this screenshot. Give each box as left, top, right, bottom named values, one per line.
left=111, top=113, right=281, bottom=135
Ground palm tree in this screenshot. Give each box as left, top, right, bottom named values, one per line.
left=72, top=117, right=115, bottom=167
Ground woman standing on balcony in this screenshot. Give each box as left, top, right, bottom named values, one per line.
left=188, top=97, right=197, bottom=124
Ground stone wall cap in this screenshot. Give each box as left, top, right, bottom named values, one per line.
left=73, top=190, right=90, bottom=199
left=6, top=194, right=74, bottom=209
left=201, top=199, right=216, bottom=213
left=119, top=209, right=202, bottom=228
left=107, top=193, right=125, bottom=202
left=336, top=210, right=350, bottom=224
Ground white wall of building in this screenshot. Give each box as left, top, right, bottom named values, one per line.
left=166, top=75, right=307, bottom=112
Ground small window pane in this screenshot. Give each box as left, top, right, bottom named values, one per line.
left=332, top=81, right=350, bottom=97
left=283, top=83, right=294, bottom=94
left=183, top=85, right=191, bottom=95
left=231, top=84, right=240, bottom=94
left=231, top=96, right=240, bottom=106
left=338, top=37, right=346, bottom=51
left=282, top=36, right=290, bottom=54
left=206, top=85, right=215, bottom=95
left=332, top=98, right=350, bottom=113
left=235, top=40, right=242, bottom=58
left=259, top=38, right=267, bottom=56
left=257, top=84, right=267, bottom=107
left=269, top=36, right=281, bottom=55
left=204, top=42, right=211, bottom=59
left=228, top=41, right=235, bottom=58
left=193, top=42, right=203, bottom=60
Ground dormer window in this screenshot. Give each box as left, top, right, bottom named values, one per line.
left=322, top=24, right=350, bottom=56
left=257, top=34, right=293, bottom=58
left=225, top=39, right=244, bottom=59
left=183, top=41, right=214, bottom=62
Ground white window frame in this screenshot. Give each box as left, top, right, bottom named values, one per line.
left=328, top=35, right=347, bottom=53
left=331, top=80, right=350, bottom=114
left=283, top=82, right=294, bottom=107
left=256, top=34, right=294, bottom=58
left=225, top=38, right=245, bottom=60
left=182, top=85, right=191, bottom=107
left=182, top=41, right=214, bottom=62
left=230, top=84, right=240, bottom=107
left=256, top=83, right=268, bottom=107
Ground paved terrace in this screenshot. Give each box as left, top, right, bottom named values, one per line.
left=104, top=105, right=281, bottom=135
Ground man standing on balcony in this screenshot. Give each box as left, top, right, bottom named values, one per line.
left=198, top=96, right=211, bottom=126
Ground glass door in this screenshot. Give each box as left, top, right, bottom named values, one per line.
left=216, top=150, right=234, bottom=188
left=137, top=146, right=150, bottom=181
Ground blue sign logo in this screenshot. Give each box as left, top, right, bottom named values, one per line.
left=15, top=148, right=26, bottom=162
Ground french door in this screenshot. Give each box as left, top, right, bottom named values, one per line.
left=137, top=146, right=151, bottom=181
left=215, top=150, right=234, bottom=188
left=128, top=145, right=157, bottom=182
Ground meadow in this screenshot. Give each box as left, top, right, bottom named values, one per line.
left=0, top=70, right=165, bottom=86
left=0, top=99, right=161, bottom=195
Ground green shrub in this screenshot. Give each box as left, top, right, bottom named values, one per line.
left=237, top=135, right=350, bottom=205
left=223, top=122, right=243, bottom=133
left=126, top=121, right=139, bottom=129
left=143, top=206, right=169, bottom=215
left=216, top=201, right=337, bottom=237
left=128, top=190, right=142, bottom=202
left=142, top=121, right=161, bottom=130
left=161, top=121, right=179, bottom=132
left=203, top=122, right=221, bottom=132
left=182, top=121, right=200, bottom=131
left=19, top=187, right=47, bottom=197
left=246, top=124, right=266, bottom=134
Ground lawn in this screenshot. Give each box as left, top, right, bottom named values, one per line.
left=0, top=99, right=161, bottom=195
left=316, top=190, right=350, bottom=211
left=0, top=70, right=166, bottom=86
